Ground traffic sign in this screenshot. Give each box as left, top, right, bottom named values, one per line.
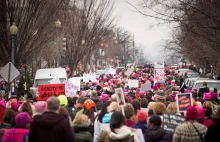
left=0, top=62, right=20, bottom=83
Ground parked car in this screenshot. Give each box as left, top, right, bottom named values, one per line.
left=192, top=80, right=220, bottom=94
left=185, top=78, right=209, bottom=88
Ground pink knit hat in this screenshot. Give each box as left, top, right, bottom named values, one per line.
left=0, top=99, right=6, bottom=108
left=204, top=93, right=211, bottom=100
left=195, top=106, right=206, bottom=120
left=11, top=103, right=21, bottom=112
left=100, top=94, right=109, bottom=102
left=186, top=106, right=197, bottom=121
left=34, top=101, right=47, bottom=113
left=15, top=112, right=32, bottom=127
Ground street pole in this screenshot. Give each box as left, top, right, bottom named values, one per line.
left=11, top=35, right=15, bottom=65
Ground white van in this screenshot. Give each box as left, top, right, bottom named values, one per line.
left=34, top=68, right=67, bottom=87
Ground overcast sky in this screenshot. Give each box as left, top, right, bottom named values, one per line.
left=113, top=0, right=173, bottom=62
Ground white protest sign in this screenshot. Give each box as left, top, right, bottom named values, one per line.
left=108, top=68, right=116, bottom=75
left=68, top=77, right=81, bottom=91
left=49, top=78, right=61, bottom=84
left=154, top=69, right=165, bottom=84
left=125, top=68, right=133, bottom=76
left=83, top=74, right=96, bottom=82
left=115, top=88, right=125, bottom=106
left=128, top=80, right=139, bottom=88
left=64, top=80, right=79, bottom=97
left=141, top=82, right=151, bottom=91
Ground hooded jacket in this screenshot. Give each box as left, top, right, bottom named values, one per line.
left=98, top=126, right=140, bottom=142
left=144, top=126, right=173, bottom=142
left=29, top=111, right=76, bottom=142
left=132, top=121, right=147, bottom=134
left=73, top=124, right=93, bottom=142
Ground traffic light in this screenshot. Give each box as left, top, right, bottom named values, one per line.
left=116, top=56, right=118, bottom=59
left=127, top=60, right=131, bottom=63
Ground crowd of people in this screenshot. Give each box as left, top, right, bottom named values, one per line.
left=0, top=66, right=220, bottom=142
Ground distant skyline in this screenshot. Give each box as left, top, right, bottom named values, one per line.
left=114, top=0, right=173, bottom=62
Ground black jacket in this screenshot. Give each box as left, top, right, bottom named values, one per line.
left=29, top=111, right=76, bottom=142
left=144, top=126, right=173, bottom=142
left=198, top=87, right=209, bottom=98
left=205, top=119, right=220, bottom=142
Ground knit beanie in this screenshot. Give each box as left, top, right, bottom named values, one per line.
left=195, top=106, right=206, bottom=120
left=137, top=110, right=148, bottom=122
left=15, top=112, right=32, bottom=127
left=204, top=93, right=211, bottom=100
left=58, top=95, right=68, bottom=106
left=186, top=106, right=197, bottom=121
left=34, top=101, right=47, bottom=113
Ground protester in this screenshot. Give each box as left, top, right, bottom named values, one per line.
left=195, top=106, right=213, bottom=128
left=33, top=101, right=47, bottom=116
left=58, top=95, right=75, bottom=121
left=124, top=104, right=137, bottom=127
left=29, top=96, right=76, bottom=142
left=98, top=111, right=140, bottom=142
left=131, top=99, right=141, bottom=115
left=19, top=102, right=34, bottom=117
left=166, top=102, right=179, bottom=114
left=58, top=106, right=73, bottom=126
left=2, top=112, right=31, bottom=142
left=94, top=101, right=111, bottom=142
left=198, top=82, right=209, bottom=98
left=205, top=108, right=220, bottom=142
left=0, top=110, right=14, bottom=142
left=0, top=99, right=6, bottom=124
left=153, top=102, right=166, bottom=122
left=140, top=98, right=148, bottom=114
left=144, top=115, right=173, bottom=142
left=132, top=110, right=148, bottom=134
left=173, top=106, right=207, bottom=142
left=73, top=114, right=93, bottom=142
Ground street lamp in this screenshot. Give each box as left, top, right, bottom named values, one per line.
left=9, top=23, right=18, bottom=65
left=55, top=20, right=61, bottom=28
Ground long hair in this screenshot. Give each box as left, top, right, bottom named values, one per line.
left=20, top=102, right=33, bottom=117
left=83, top=107, right=95, bottom=125
left=97, top=101, right=111, bottom=123
left=110, top=111, right=125, bottom=133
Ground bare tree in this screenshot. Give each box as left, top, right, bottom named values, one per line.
left=0, top=0, right=66, bottom=67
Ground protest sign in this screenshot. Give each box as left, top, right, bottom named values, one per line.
left=108, top=68, right=116, bottom=75
left=49, top=78, right=61, bottom=84
left=83, top=74, right=96, bottom=82
left=115, top=88, right=125, bottom=106
left=38, top=84, right=65, bottom=101
left=125, top=68, right=133, bottom=76
left=128, top=80, right=139, bottom=88
left=163, top=113, right=185, bottom=132
left=141, top=82, right=151, bottom=91
left=68, top=77, right=81, bottom=91
left=64, top=80, right=79, bottom=97
left=154, top=69, right=165, bottom=84
left=176, top=93, right=193, bottom=112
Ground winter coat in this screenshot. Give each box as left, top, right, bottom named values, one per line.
left=132, top=121, right=147, bottom=134
left=144, top=126, right=173, bottom=142
left=0, top=123, right=10, bottom=142
left=205, top=119, right=220, bottom=142
left=94, top=118, right=110, bottom=142
left=173, top=121, right=207, bottom=142
left=98, top=126, right=140, bottom=142
left=29, top=111, right=76, bottom=142
left=2, top=128, right=29, bottom=142
left=200, top=119, right=213, bottom=128
left=126, top=119, right=136, bottom=127
left=198, top=87, right=209, bottom=98
left=73, top=124, right=93, bottom=142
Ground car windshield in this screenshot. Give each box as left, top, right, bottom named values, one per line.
left=195, top=82, right=220, bottom=92
left=34, top=78, right=66, bottom=87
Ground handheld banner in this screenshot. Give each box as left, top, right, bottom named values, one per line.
left=38, top=84, right=65, bottom=101
left=176, top=93, right=193, bottom=112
